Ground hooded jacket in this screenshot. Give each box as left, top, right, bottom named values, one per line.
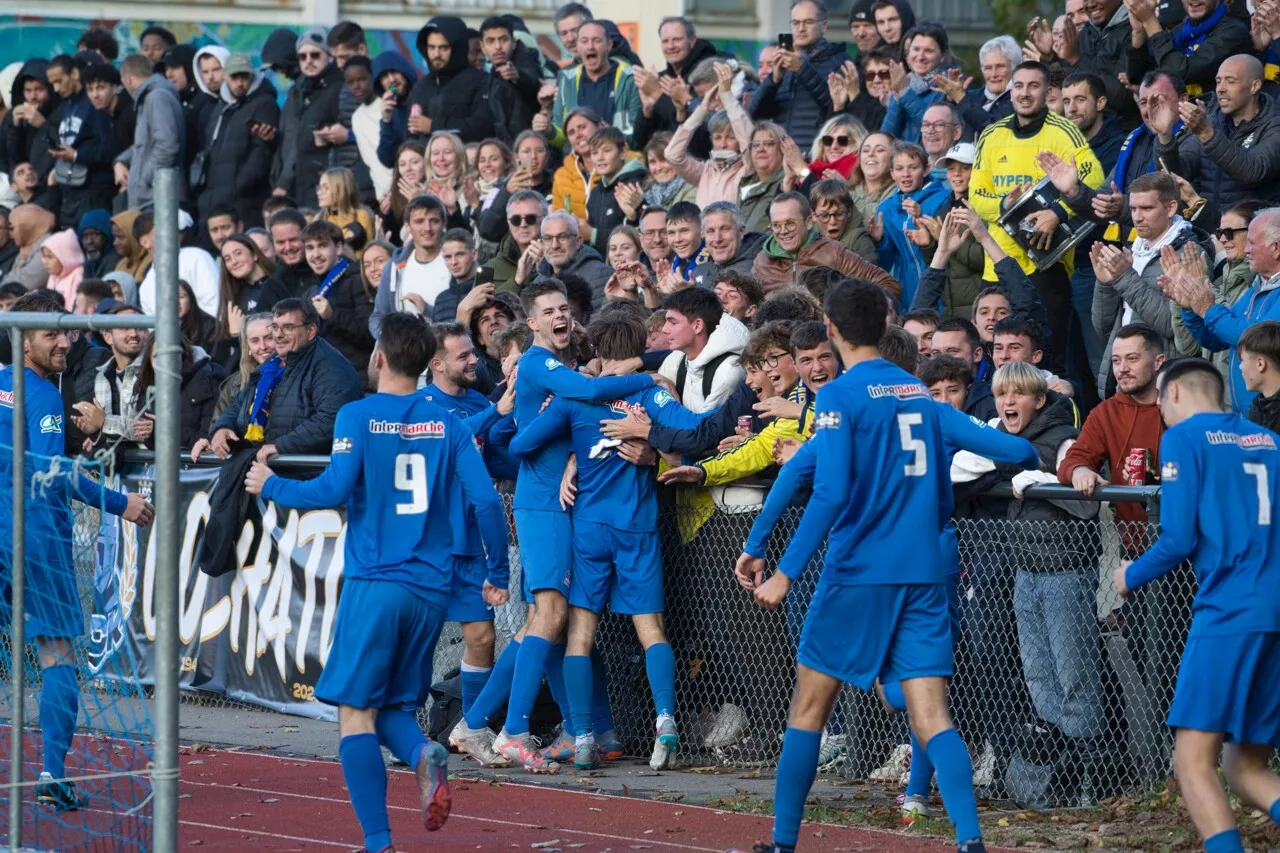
left=198, top=69, right=280, bottom=227
left=117, top=74, right=186, bottom=211
left=372, top=50, right=419, bottom=169
left=657, top=312, right=750, bottom=414
left=752, top=227, right=900, bottom=298
left=161, top=44, right=218, bottom=165
left=875, top=180, right=952, bottom=307
left=748, top=39, right=848, bottom=152
left=585, top=158, right=647, bottom=259
left=111, top=210, right=151, bottom=281
left=407, top=17, right=495, bottom=144
left=1155, top=94, right=1280, bottom=212
left=260, top=29, right=300, bottom=80
left=533, top=243, right=614, bottom=309
left=550, top=60, right=643, bottom=148
left=78, top=209, right=118, bottom=278
left=42, top=228, right=85, bottom=310
left=482, top=39, right=544, bottom=143
left=1181, top=269, right=1280, bottom=415
left=1, top=60, right=61, bottom=181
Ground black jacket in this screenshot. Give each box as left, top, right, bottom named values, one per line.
left=475, top=170, right=556, bottom=244
left=633, top=39, right=727, bottom=148
left=1248, top=390, right=1280, bottom=434
left=647, top=379, right=761, bottom=460
left=1, top=59, right=61, bottom=180
left=259, top=261, right=315, bottom=310
left=748, top=39, right=848, bottom=151
left=173, top=356, right=226, bottom=449
left=1156, top=95, right=1280, bottom=213
left=408, top=16, right=496, bottom=143
left=272, top=62, right=343, bottom=207
left=105, top=94, right=136, bottom=163
left=212, top=336, right=363, bottom=455
left=963, top=376, right=996, bottom=423
left=195, top=446, right=259, bottom=578
left=161, top=45, right=218, bottom=166
left=64, top=337, right=113, bottom=456
left=586, top=162, right=647, bottom=258
left=1088, top=114, right=1127, bottom=177
left=482, top=39, right=544, bottom=143
left=198, top=73, right=281, bottom=227
left=1125, top=12, right=1250, bottom=97
left=301, top=264, right=376, bottom=385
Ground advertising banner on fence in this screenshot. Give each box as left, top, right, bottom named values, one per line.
left=95, top=463, right=345, bottom=721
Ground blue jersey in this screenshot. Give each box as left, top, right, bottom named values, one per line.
left=0, top=366, right=128, bottom=571
left=509, top=386, right=704, bottom=532
left=747, top=400, right=1038, bottom=564
left=1125, top=412, right=1280, bottom=636
left=776, top=360, right=953, bottom=584
left=422, top=383, right=519, bottom=481
left=512, top=345, right=654, bottom=512
left=262, top=392, right=510, bottom=610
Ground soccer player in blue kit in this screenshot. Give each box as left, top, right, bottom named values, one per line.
left=509, top=312, right=706, bottom=771
left=728, top=279, right=989, bottom=853
left=1113, top=358, right=1280, bottom=853
left=0, top=292, right=154, bottom=811
left=245, top=314, right=511, bottom=853
left=493, top=279, right=659, bottom=772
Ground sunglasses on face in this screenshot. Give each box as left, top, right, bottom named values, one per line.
left=297, top=50, right=325, bottom=61
left=509, top=214, right=539, bottom=227
left=1218, top=227, right=1246, bottom=241
left=864, top=69, right=891, bottom=80
left=822, top=134, right=852, bottom=148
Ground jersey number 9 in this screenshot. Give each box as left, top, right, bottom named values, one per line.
left=395, top=453, right=429, bottom=515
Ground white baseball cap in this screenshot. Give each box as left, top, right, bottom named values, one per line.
left=936, top=142, right=975, bottom=169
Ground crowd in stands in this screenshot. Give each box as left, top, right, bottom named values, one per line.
left=7, top=0, right=1280, bottom=802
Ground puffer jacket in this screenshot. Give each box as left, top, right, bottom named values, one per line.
left=1155, top=95, right=1280, bottom=212
left=211, top=336, right=363, bottom=455
left=751, top=227, right=900, bottom=298
left=407, top=16, right=495, bottom=143
left=272, top=62, right=342, bottom=208
left=173, top=356, right=226, bottom=449
left=747, top=39, right=848, bottom=152
left=198, top=71, right=280, bottom=227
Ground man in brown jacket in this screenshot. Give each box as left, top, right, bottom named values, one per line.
left=751, top=192, right=899, bottom=298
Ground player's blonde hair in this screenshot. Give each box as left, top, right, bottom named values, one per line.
left=992, top=361, right=1047, bottom=398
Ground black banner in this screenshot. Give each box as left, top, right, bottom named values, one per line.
left=91, top=462, right=344, bottom=721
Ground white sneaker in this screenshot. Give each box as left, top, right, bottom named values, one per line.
left=971, top=740, right=995, bottom=788
left=493, top=729, right=559, bottom=774
left=448, top=720, right=510, bottom=767
left=650, top=716, right=678, bottom=771
left=703, top=703, right=747, bottom=749
left=870, top=744, right=911, bottom=783
left=817, top=731, right=848, bottom=771
left=901, top=794, right=929, bottom=822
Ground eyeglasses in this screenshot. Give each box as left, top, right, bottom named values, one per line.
left=1218, top=227, right=1246, bottom=240
left=864, top=69, right=891, bottom=80
left=920, top=121, right=956, bottom=131
left=509, top=214, right=540, bottom=227
left=544, top=233, right=575, bottom=244
left=297, top=50, right=326, bottom=62
left=759, top=351, right=791, bottom=368
left=814, top=210, right=848, bottom=222
left=269, top=322, right=311, bottom=333
left=821, top=134, right=852, bottom=148
left=640, top=228, right=667, bottom=240
left=771, top=220, right=803, bottom=234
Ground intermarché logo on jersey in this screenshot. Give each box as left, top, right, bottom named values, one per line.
left=368, top=419, right=446, bottom=439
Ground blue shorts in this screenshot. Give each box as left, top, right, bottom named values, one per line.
left=514, top=509, right=572, bottom=599
left=0, top=557, right=83, bottom=640
left=447, top=555, right=493, bottom=624
left=946, top=573, right=961, bottom=649
left=799, top=581, right=953, bottom=691
left=315, top=578, right=445, bottom=710
left=1168, top=631, right=1280, bottom=747
left=569, top=520, right=663, bottom=616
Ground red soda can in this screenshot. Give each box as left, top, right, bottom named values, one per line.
left=1123, top=447, right=1148, bottom=486
left=737, top=415, right=753, bottom=435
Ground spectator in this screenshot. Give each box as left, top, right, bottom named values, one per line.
left=202, top=297, right=363, bottom=462
left=552, top=108, right=607, bottom=223
left=664, top=201, right=711, bottom=286
left=110, top=210, right=150, bottom=281
left=260, top=28, right=301, bottom=81
left=129, top=334, right=224, bottom=450
left=369, top=195, right=451, bottom=335
left=531, top=212, right=613, bottom=307
left=360, top=239, right=392, bottom=295
left=370, top=49, right=418, bottom=177
left=476, top=130, right=554, bottom=246
left=138, top=26, right=176, bottom=65
left=930, top=318, right=996, bottom=419
left=920, top=353, right=978, bottom=413
left=313, top=27, right=370, bottom=200
left=325, top=19, right=370, bottom=69
left=212, top=311, right=274, bottom=421
left=584, top=127, right=646, bottom=259
left=298, top=219, right=374, bottom=380
left=847, top=0, right=880, bottom=53
left=215, top=233, right=277, bottom=365
left=948, top=35, right=1020, bottom=135
left=76, top=27, right=119, bottom=63
left=748, top=0, right=848, bottom=151
left=406, top=16, right=495, bottom=144
left=41, top=228, right=85, bottom=311
left=478, top=16, right=540, bottom=143
left=116, top=54, right=185, bottom=213
left=470, top=139, right=514, bottom=251
left=1061, top=72, right=1124, bottom=177
left=195, top=46, right=228, bottom=107
left=134, top=212, right=219, bottom=317
left=1126, top=0, right=1250, bottom=98
left=332, top=55, right=385, bottom=206
left=316, top=167, right=374, bottom=254
left=553, top=1, right=592, bottom=63
left=424, top=131, right=475, bottom=230
left=7, top=161, right=49, bottom=210
left=902, top=308, right=940, bottom=355
left=77, top=209, right=117, bottom=278
left=828, top=54, right=888, bottom=132
left=641, top=133, right=696, bottom=212
left=45, top=53, right=115, bottom=227
left=74, top=303, right=150, bottom=450
left=850, top=131, right=896, bottom=225
left=488, top=189, right=546, bottom=293
left=712, top=269, right=763, bottom=322
left=1156, top=54, right=1280, bottom=211
left=204, top=206, right=242, bottom=253
left=197, top=52, right=280, bottom=230
left=665, top=63, right=754, bottom=209
left=245, top=227, right=274, bottom=263
left=872, top=0, right=914, bottom=54
left=546, top=20, right=641, bottom=146
left=808, top=179, right=877, bottom=266
left=177, top=279, right=219, bottom=354
left=882, top=22, right=954, bottom=144
left=1239, top=321, right=1280, bottom=431
left=632, top=16, right=730, bottom=146
left=466, top=291, right=515, bottom=394
left=638, top=206, right=674, bottom=273
left=2, top=60, right=58, bottom=189
left=909, top=149, right=984, bottom=319
left=382, top=140, right=427, bottom=242
left=272, top=29, right=343, bottom=208
left=607, top=225, right=643, bottom=268
left=1061, top=0, right=1135, bottom=119
left=1, top=204, right=54, bottom=290
left=81, top=62, right=134, bottom=165
left=739, top=122, right=790, bottom=233
left=693, top=201, right=767, bottom=284
left=657, top=286, right=748, bottom=410
left=918, top=102, right=964, bottom=183
left=431, top=227, right=486, bottom=325
left=0, top=207, right=17, bottom=277
left=1090, top=172, right=1210, bottom=396
left=870, top=140, right=950, bottom=306
left=157, top=45, right=219, bottom=171
left=993, top=314, right=1078, bottom=401
left=260, top=208, right=313, bottom=305
left=754, top=191, right=899, bottom=295
left=73, top=278, right=112, bottom=315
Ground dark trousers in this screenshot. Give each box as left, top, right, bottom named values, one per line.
left=1029, top=264, right=1072, bottom=376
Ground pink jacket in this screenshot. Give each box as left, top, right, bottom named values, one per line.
left=664, top=97, right=753, bottom=209
left=42, top=229, right=85, bottom=311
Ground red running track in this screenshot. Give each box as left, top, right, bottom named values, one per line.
left=177, top=749, right=1007, bottom=852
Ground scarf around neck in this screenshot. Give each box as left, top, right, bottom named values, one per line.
left=245, top=356, right=287, bottom=442
left=1131, top=215, right=1190, bottom=275
left=1174, top=3, right=1228, bottom=53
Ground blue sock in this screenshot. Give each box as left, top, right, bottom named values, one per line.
left=562, top=654, right=594, bottom=738
left=645, top=643, right=676, bottom=718
left=339, top=733, right=391, bottom=852
left=40, top=664, right=79, bottom=778
left=374, top=707, right=427, bottom=769
left=882, top=680, right=906, bottom=712
left=465, top=638, right=518, bottom=729
left=590, top=648, right=616, bottom=735
left=459, top=662, right=492, bottom=717
left=504, top=636, right=551, bottom=736
left=1204, top=829, right=1245, bottom=853
left=544, top=642, right=572, bottom=726
left=1270, top=796, right=1280, bottom=827
left=925, top=728, right=981, bottom=844
left=905, top=730, right=935, bottom=798
left=773, top=727, right=822, bottom=847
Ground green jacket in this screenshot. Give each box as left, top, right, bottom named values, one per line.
left=486, top=234, right=523, bottom=293
left=836, top=204, right=879, bottom=269
left=921, top=233, right=986, bottom=320
left=738, top=170, right=785, bottom=235
left=550, top=61, right=641, bottom=150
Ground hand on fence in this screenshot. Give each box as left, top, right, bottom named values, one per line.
left=657, top=465, right=706, bottom=486
left=1070, top=466, right=1106, bottom=496
left=1113, top=560, right=1132, bottom=598
left=734, top=552, right=765, bottom=592
left=244, top=460, right=274, bottom=495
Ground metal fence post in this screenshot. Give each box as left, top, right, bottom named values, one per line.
left=151, top=168, right=181, bottom=853
left=7, top=331, right=24, bottom=853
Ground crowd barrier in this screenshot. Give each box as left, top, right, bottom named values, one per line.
left=80, top=452, right=1182, bottom=807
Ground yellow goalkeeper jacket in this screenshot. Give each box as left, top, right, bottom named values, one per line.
left=969, top=109, right=1104, bottom=279
left=696, top=382, right=815, bottom=486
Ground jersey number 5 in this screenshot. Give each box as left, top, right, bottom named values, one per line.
left=897, top=413, right=927, bottom=477
left=1244, top=463, right=1272, bottom=525
left=395, top=453, right=429, bottom=515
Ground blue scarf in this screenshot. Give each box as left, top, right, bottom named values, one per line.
left=1111, top=122, right=1183, bottom=193
left=244, top=356, right=287, bottom=442
left=672, top=242, right=710, bottom=281
left=1173, top=2, right=1227, bottom=53
left=315, top=257, right=350, bottom=299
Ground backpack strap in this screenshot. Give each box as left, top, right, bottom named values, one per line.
left=700, top=352, right=734, bottom=401
left=676, top=356, right=689, bottom=399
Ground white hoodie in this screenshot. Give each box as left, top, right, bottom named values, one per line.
left=658, top=312, right=749, bottom=413
left=192, top=46, right=230, bottom=99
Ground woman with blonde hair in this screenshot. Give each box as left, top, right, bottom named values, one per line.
left=426, top=131, right=473, bottom=229
left=317, top=167, right=376, bottom=255
left=383, top=140, right=427, bottom=244
left=849, top=131, right=898, bottom=225
left=209, top=312, right=275, bottom=424
left=738, top=121, right=789, bottom=233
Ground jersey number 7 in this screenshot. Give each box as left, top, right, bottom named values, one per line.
left=898, top=413, right=928, bottom=477
left=1244, top=463, right=1272, bottom=525
left=395, top=452, right=429, bottom=515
